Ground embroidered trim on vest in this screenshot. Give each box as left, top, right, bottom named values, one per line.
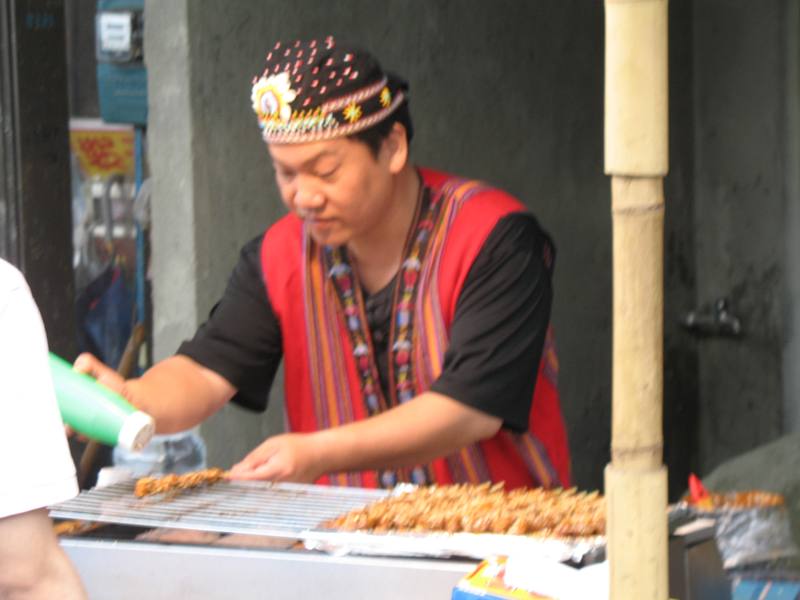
left=541, top=326, right=559, bottom=388
left=323, top=186, right=439, bottom=487
left=303, top=229, right=361, bottom=487
left=326, top=245, right=386, bottom=416
left=506, top=429, right=559, bottom=488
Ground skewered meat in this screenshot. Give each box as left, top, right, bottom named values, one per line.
left=686, top=474, right=784, bottom=510
left=686, top=489, right=784, bottom=511
left=53, top=520, right=105, bottom=537
left=324, top=483, right=605, bottom=538
left=134, top=468, right=228, bottom=497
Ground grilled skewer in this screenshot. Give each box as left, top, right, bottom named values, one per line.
left=134, top=468, right=228, bottom=498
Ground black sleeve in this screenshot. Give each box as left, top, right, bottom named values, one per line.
left=429, top=213, right=554, bottom=432
left=177, top=235, right=283, bottom=411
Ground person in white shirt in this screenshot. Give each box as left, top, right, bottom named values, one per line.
left=0, top=259, right=86, bottom=599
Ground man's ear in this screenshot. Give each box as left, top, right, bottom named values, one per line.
left=383, top=122, right=409, bottom=174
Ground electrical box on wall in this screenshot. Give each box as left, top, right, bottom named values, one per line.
left=96, top=0, right=146, bottom=125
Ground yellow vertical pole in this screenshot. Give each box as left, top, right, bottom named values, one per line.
left=604, top=1, right=669, bottom=598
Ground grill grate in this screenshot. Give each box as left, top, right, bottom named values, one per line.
left=50, top=480, right=388, bottom=538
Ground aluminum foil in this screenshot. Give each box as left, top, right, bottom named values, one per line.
left=301, top=529, right=605, bottom=564
left=670, top=501, right=799, bottom=569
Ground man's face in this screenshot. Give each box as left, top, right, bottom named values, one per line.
left=268, top=134, right=400, bottom=247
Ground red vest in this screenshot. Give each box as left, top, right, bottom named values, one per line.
left=261, top=167, right=571, bottom=489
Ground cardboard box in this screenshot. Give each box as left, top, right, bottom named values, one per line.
left=452, top=557, right=552, bottom=600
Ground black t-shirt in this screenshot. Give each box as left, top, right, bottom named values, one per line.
left=178, top=212, right=554, bottom=433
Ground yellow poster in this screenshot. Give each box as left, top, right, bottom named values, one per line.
left=70, top=118, right=135, bottom=178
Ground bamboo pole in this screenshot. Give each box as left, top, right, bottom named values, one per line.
left=604, top=0, right=669, bottom=598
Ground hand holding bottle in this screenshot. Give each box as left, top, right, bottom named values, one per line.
left=50, top=353, right=154, bottom=451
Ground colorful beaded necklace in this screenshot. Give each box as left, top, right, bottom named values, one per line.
left=324, top=181, right=445, bottom=486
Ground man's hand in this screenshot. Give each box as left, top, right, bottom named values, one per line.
left=69, top=354, right=236, bottom=435
left=228, top=433, right=325, bottom=483
left=229, top=392, right=501, bottom=483
left=64, top=353, right=130, bottom=440
left=72, top=352, right=132, bottom=402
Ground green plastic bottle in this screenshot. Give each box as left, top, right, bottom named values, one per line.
left=49, top=353, right=154, bottom=451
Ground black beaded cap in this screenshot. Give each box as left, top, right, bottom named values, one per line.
left=251, top=36, right=407, bottom=143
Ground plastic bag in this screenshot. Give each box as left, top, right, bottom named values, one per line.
left=671, top=502, right=798, bottom=569
left=715, top=505, right=798, bottom=569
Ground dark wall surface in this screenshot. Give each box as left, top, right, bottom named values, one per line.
left=663, top=0, right=699, bottom=499
left=0, top=0, right=75, bottom=358
left=65, top=0, right=98, bottom=117
left=691, top=1, right=789, bottom=473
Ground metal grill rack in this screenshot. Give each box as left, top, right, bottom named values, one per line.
left=50, top=480, right=388, bottom=538
left=51, top=480, right=605, bottom=562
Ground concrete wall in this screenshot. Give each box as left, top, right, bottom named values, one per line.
left=691, top=1, right=788, bottom=471
left=784, top=0, right=800, bottom=434
left=145, top=0, right=289, bottom=464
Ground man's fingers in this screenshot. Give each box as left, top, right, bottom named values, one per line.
left=72, top=352, right=105, bottom=377
left=229, top=441, right=281, bottom=479
left=73, top=352, right=125, bottom=394
left=73, top=352, right=119, bottom=381
left=95, top=372, right=125, bottom=394
left=228, top=457, right=278, bottom=480
left=229, top=460, right=283, bottom=481
left=229, top=453, right=269, bottom=475
left=65, top=356, right=117, bottom=441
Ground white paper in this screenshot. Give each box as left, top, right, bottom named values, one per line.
left=98, top=13, right=132, bottom=53
left=504, top=554, right=609, bottom=600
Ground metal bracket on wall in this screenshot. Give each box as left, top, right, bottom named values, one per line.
left=682, top=297, right=743, bottom=337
